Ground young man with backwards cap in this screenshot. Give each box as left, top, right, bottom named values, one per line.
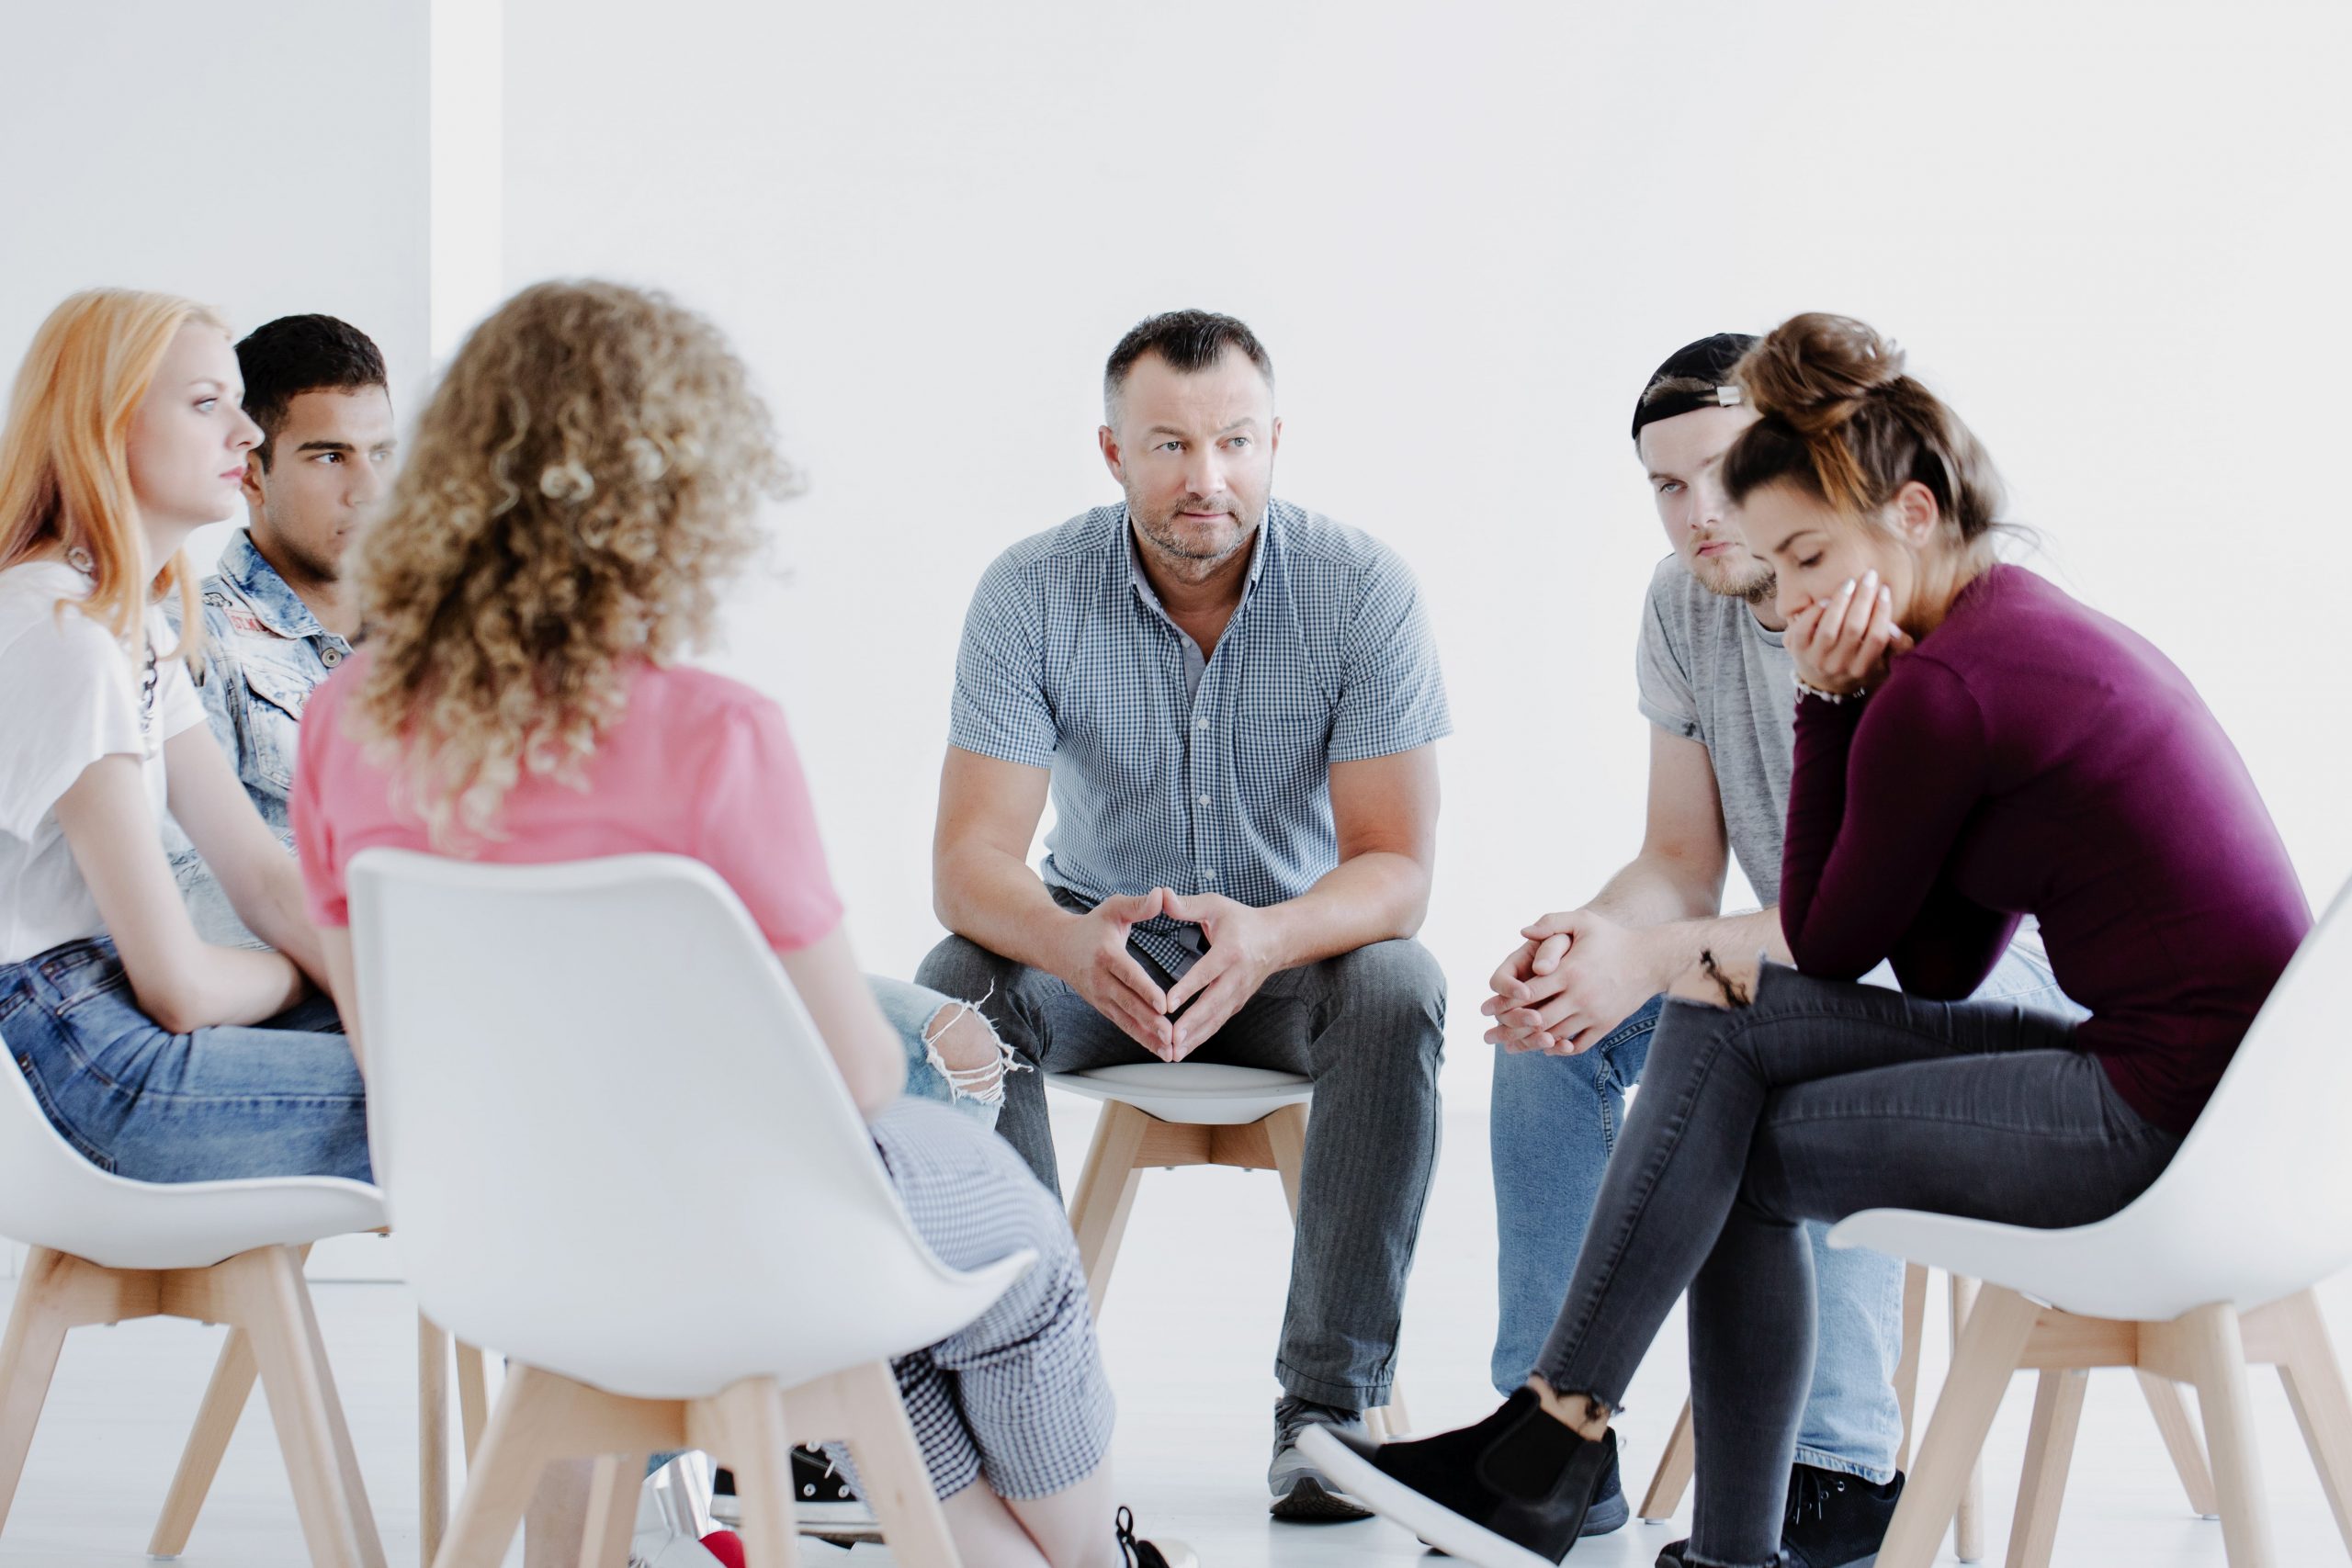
left=1476, top=333, right=2075, bottom=1567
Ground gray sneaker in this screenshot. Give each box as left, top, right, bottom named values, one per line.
left=1269, top=1395, right=1374, bottom=1521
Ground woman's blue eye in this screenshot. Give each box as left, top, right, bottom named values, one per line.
left=195, top=398, right=218, bottom=412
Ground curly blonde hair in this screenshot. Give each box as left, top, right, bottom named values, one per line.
left=347, top=280, right=797, bottom=844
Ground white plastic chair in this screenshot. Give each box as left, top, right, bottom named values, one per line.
left=1833, top=876, right=2352, bottom=1568
left=349, top=850, right=1032, bottom=1568
left=0, top=1022, right=389, bottom=1566
left=1051, top=1062, right=1413, bottom=1438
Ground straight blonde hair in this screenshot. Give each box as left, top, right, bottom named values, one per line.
left=0, top=288, right=231, bottom=670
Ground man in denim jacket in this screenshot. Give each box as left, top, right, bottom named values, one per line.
left=169, top=315, right=394, bottom=945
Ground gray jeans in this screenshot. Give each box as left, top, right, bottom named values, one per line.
left=1533, top=961, right=2182, bottom=1568
left=916, top=900, right=1445, bottom=1410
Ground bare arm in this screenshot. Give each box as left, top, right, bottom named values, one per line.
left=1486, top=726, right=1789, bottom=1055
left=1256, top=743, right=1439, bottom=967
left=164, top=726, right=327, bottom=985
left=54, top=755, right=307, bottom=1034
left=775, top=924, right=910, bottom=1117
left=929, top=745, right=1175, bottom=1054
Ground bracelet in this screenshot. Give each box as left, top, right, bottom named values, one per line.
left=1793, top=673, right=1867, bottom=705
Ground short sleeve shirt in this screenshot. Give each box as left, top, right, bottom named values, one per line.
left=293, top=656, right=843, bottom=953
left=0, top=562, right=209, bottom=965
left=1633, top=554, right=1796, bottom=906
left=946, top=500, right=1449, bottom=969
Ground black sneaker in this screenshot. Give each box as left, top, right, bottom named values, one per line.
left=1297, top=1387, right=1619, bottom=1567
left=1115, top=1505, right=1197, bottom=1567
left=1269, top=1395, right=1374, bottom=1521
left=711, top=1449, right=882, bottom=1542
left=1656, top=1463, right=1904, bottom=1568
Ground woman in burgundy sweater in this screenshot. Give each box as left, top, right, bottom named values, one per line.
left=1306, top=314, right=2312, bottom=1568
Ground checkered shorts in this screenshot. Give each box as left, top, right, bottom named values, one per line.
left=825, top=1097, right=1114, bottom=1501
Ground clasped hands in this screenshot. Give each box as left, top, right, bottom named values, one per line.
left=1482, top=906, right=1662, bottom=1056
left=1058, top=887, right=1282, bottom=1062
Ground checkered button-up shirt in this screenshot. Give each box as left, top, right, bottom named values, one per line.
left=948, top=499, right=1450, bottom=975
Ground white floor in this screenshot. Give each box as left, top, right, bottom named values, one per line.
left=3, top=1095, right=2346, bottom=1566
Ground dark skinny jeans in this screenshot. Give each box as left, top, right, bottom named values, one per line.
left=1532, top=962, right=2184, bottom=1568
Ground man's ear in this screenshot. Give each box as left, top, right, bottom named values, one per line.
left=1098, top=423, right=1125, bottom=484
left=240, top=450, right=268, bottom=511
left=1269, top=413, right=1282, bottom=457
left=1889, top=479, right=1939, bottom=545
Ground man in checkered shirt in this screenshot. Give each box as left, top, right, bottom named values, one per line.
left=918, top=310, right=1451, bottom=1523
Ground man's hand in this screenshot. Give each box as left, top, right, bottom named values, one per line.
left=1049, top=889, right=1177, bottom=1058
left=1481, top=907, right=1667, bottom=1055
left=1160, top=891, right=1287, bottom=1061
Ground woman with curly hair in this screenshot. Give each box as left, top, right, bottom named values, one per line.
left=1306, top=314, right=2312, bottom=1568
left=288, top=280, right=1186, bottom=1568
left=0, top=288, right=368, bottom=1184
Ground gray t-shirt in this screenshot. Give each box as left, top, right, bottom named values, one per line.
left=1634, top=554, right=1794, bottom=906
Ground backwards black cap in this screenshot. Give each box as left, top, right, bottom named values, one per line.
left=1630, top=333, right=1759, bottom=442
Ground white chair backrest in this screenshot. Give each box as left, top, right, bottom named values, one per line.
left=349, top=849, right=1022, bottom=1399
left=2091, top=874, right=2352, bottom=1303
left=0, top=1022, right=382, bottom=1270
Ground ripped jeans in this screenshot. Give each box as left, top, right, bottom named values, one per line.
left=872, top=975, right=1012, bottom=1127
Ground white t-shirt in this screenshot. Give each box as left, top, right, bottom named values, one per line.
left=0, top=561, right=209, bottom=966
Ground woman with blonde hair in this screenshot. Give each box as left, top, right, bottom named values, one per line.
left=0, top=288, right=367, bottom=1183
left=290, top=279, right=1185, bottom=1568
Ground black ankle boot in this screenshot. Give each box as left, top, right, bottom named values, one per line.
left=1298, top=1387, right=1619, bottom=1567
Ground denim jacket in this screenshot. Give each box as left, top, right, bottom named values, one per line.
left=164, top=531, right=353, bottom=947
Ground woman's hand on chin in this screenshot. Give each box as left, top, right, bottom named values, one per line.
left=1787, top=568, right=1912, bottom=696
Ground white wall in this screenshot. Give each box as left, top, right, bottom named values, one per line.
left=501, top=0, right=2352, bottom=1106
left=0, top=0, right=431, bottom=580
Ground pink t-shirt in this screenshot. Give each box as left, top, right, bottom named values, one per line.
left=292, top=654, right=843, bottom=952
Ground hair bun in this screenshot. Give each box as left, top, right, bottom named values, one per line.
left=1736, top=312, right=1907, bottom=435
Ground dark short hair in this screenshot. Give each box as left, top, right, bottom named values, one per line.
left=1102, top=310, right=1274, bottom=421
left=236, top=314, right=388, bottom=468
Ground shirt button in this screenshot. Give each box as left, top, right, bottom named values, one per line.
left=321, top=647, right=345, bottom=667
left=1196, top=794, right=1210, bottom=806
left=1194, top=716, right=1208, bottom=729
left=1204, top=869, right=1218, bottom=882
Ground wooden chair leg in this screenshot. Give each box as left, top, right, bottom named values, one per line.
left=420, top=1315, right=452, bottom=1568
left=1638, top=1397, right=1697, bottom=1522
left=1265, top=1103, right=1309, bottom=1219
left=2171, top=1303, right=2278, bottom=1567
left=2004, top=1367, right=2088, bottom=1568
left=1067, top=1100, right=1150, bottom=1316
left=2270, top=1287, right=2352, bottom=1553
left=2135, top=1369, right=2221, bottom=1517
left=456, top=1338, right=492, bottom=1464
left=436, top=1364, right=574, bottom=1568
left=578, top=1451, right=646, bottom=1568
left=831, top=1359, right=959, bottom=1568
left=230, top=1247, right=386, bottom=1568
left=697, top=1380, right=802, bottom=1568
left=150, top=1327, right=259, bottom=1557
left=1950, top=1273, right=1988, bottom=1562
left=1877, top=1284, right=2040, bottom=1568
left=1894, top=1261, right=1930, bottom=1472
left=0, top=1248, right=78, bottom=1536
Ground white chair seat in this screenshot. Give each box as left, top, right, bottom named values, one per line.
left=1047, top=1062, right=1312, bottom=1126
left=1828, top=1203, right=2315, bottom=1325
left=0, top=1036, right=384, bottom=1271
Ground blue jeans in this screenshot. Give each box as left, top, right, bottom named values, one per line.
left=0, top=936, right=371, bottom=1183
left=1489, top=942, right=2081, bottom=1481
left=0, top=935, right=995, bottom=1188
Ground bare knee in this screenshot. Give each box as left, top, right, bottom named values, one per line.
left=925, top=1001, right=1020, bottom=1107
